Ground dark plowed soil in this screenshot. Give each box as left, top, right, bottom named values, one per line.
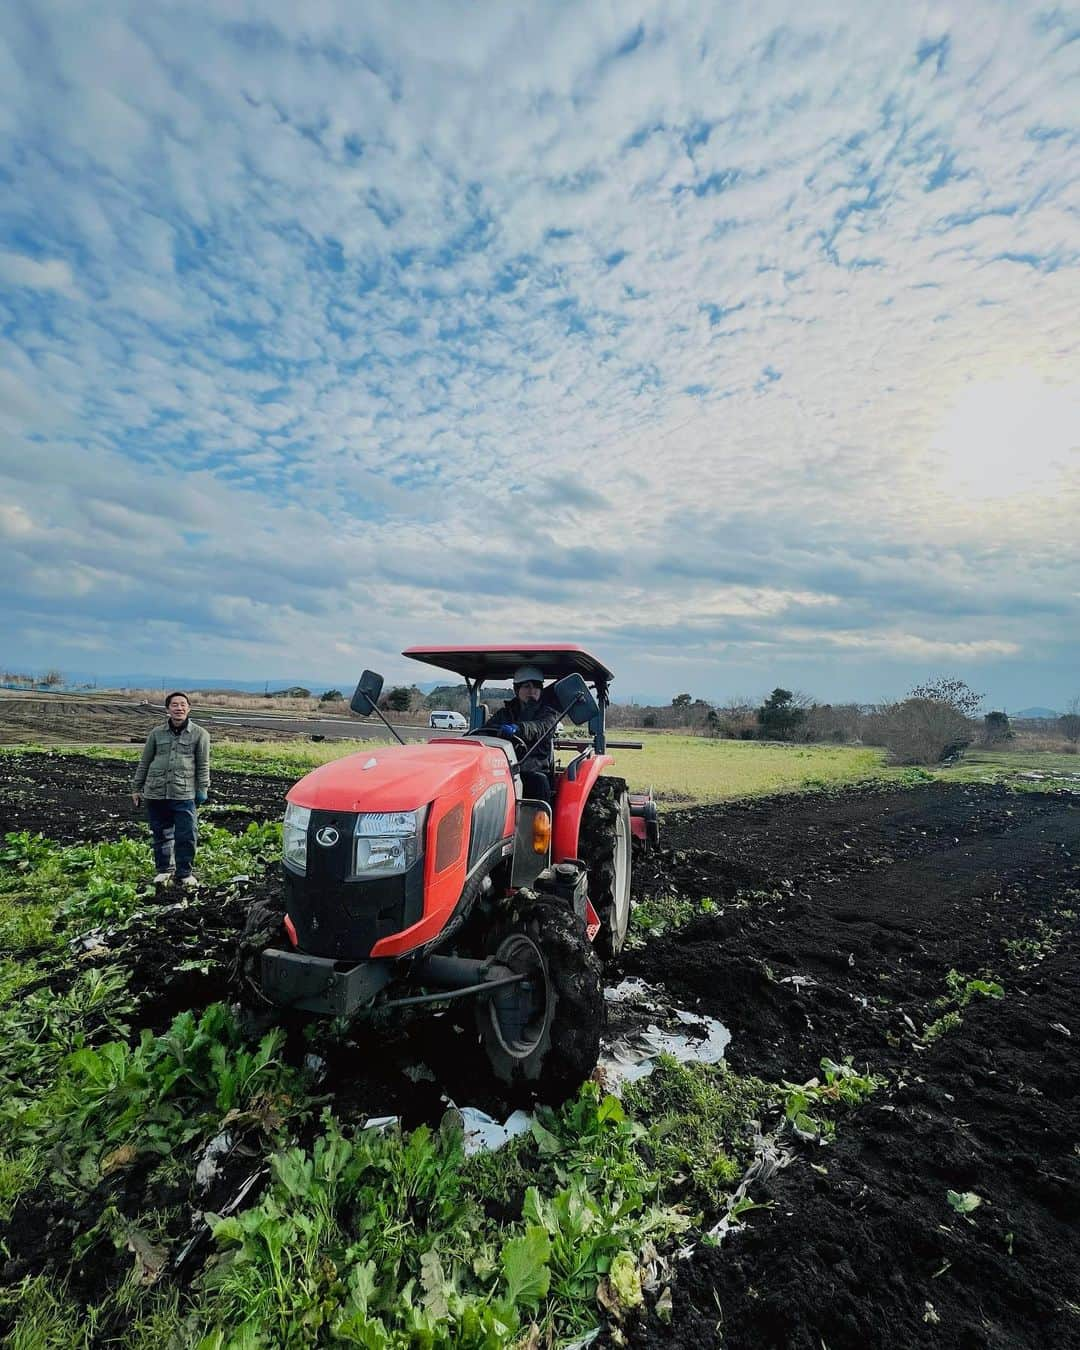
left=0, top=696, right=163, bottom=747
left=2, top=754, right=1079, bottom=1349
left=0, top=748, right=289, bottom=841
left=0, top=696, right=311, bottom=747
left=615, top=783, right=1080, bottom=1349
left=624, top=783, right=1079, bottom=1082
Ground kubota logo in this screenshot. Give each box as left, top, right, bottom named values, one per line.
left=315, top=826, right=340, bottom=847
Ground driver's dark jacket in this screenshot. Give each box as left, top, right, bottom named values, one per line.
left=480, top=692, right=560, bottom=773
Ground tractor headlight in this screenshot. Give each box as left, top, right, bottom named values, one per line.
left=353, top=808, right=427, bottom=878
left=283, top=803, right=311, bottom=873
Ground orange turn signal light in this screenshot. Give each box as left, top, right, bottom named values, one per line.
left=532, top=811, right=551, bottom=854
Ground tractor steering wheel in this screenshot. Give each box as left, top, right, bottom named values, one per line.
left=497, top=728, right=529, bottom=758
left=484, top=724, right=529, bottom=758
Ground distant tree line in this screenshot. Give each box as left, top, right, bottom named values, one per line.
left=366, top=676, right=1080, bottom=765
left=608, top=679, right=1080, bottom=766
left=23, top=665, right=1075, bottom=769
left=376, top=683, right=476, bottom=716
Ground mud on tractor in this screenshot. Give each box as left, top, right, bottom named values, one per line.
left=241, top=644, right=658, bottom=1099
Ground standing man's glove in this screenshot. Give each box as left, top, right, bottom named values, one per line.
left=499, top=723, right=519, bottom=735
left=195, top=790, right=208, bottom=805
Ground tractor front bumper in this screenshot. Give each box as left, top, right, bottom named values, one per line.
left=261, top=948, right=393, bottom=1016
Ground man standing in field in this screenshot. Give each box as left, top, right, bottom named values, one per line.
left=131, top=691, right=211, bottom=887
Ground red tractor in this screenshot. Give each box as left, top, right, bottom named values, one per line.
left=245, top=644, right=658, bottom=1098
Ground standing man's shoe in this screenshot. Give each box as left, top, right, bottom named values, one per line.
left=178, top=874, right=199, bottom=889
left=153, top=871, right=173, bottom=885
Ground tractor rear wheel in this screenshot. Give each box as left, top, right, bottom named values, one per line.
left=477, top=899, right=604, bottom=1101
left=579, top=775, right=632, bottom=961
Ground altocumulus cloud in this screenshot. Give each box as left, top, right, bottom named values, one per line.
left=0, top=1, right=1077, bottom=705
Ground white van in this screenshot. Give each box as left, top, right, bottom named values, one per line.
left=429, top=710, right=468, bottom=730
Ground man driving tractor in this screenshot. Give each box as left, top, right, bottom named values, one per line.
left=480, top=664, right=560, bottom=803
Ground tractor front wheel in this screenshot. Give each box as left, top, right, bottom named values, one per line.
left=579, top=775, right=633, bottom=962
left=478, top=899, right=604, bottom=1102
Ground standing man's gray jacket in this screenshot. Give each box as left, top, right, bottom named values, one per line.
left=132, top=722, right=211, bottom=801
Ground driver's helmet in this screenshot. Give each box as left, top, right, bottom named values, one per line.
left=512, top=664, right=544, bottom=688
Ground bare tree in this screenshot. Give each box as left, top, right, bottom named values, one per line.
left=907, top=677, right=984, bottom=717
left=1060, top=696, right=1080, bottom=749
left=713, top=696, right=757, bottom=739
left=803, top=703, right=868, bottom=743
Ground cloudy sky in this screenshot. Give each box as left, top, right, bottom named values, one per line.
left=1, top=2, right=1077, bottom=709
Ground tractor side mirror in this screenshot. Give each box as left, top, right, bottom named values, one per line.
left=551, top=673, right=598, bottom=726
left=350, top=670, right=384, bottom=717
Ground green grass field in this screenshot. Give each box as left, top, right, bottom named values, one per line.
left=2, top=735, right=888, bottom=805
left=605, top=734, right=888, bottom=804
left=930, top=747, right=1080, bottom=789
left=4, top=736, right=1077, bottom=808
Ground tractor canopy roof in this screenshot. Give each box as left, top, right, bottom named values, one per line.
left=403, top=643, right=613, bottom=685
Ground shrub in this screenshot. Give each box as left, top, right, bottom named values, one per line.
left=868, top=677, right=983, bottom=765
left=982, top=711, right=1013, bottom=745
left=870, top=698, right=974, bottom=764
left=712, top=700, right=756, bottom=740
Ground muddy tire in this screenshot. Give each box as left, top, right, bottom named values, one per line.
left=477, top=899, right=604, bottom=1102
left=579, top=775, right=632, bottom=962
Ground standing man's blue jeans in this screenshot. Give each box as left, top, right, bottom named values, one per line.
left=146, top=799, right=198, bottom=878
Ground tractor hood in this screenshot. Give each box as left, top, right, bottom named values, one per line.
left=286, top=739, right=510, bottom=814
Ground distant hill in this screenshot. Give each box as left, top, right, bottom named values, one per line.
left=1014, top=707, right=1059, bottom=720
left=11, top=671, right=516, bottom=700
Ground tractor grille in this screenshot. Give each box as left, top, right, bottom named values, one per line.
left=468, top=782, right=509, bottom=872
left=283, top=866, right=424, bottom=959
left=284, top=809, right=424, bottom=959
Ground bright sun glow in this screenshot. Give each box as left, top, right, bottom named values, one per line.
left=930, top=373, right=1080, bottom=499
